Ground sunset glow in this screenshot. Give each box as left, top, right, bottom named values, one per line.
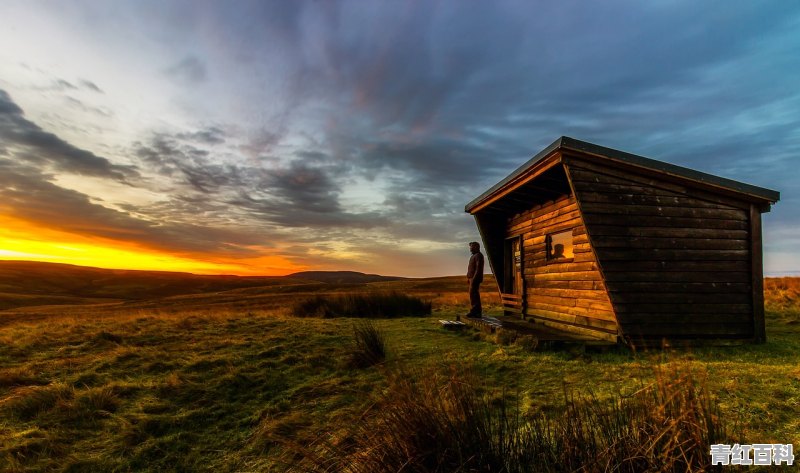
left=1, top=1, right=798, bottom=276
left=0, top=215, right=301, bottom=275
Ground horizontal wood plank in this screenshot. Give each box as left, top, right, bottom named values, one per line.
left=608, top=292, right=751, bottom=304
left=622, top=323, right=753, bottom=337
left=566, top=160, right=751, bottom=210
left=591, top=249, right=749, bottom=261
left=618, top=313, right=752, bottom=324
left=507, top=195, right=574, bottom=226
left=580, top=202, right=747, bottom=220
left=577, top=191, right=741, bottom=210
left=614, top=303, right=751, bottom=314
left=603, top=271, right=750, bottom=283
left=527, top=287, right=609, bottom=301
left=528, top=302, right=616, bottom=321
left=591, top=236, right=748, bottom=251
left=532, top=262, right=598, bottom=274
left=526, top=309, right=618, bottom=332
left=566, top=179, right=744, bottom=210
left=582, top=214, right=749, bottom=230
left=530, top=271, right=603, bottom=281
left=606, top=282, right=750, bottom=293
left=580, top=225, right=749, bottom=240
left=600, top=260, right=749, bottom=273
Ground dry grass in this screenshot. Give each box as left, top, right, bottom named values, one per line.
left=280, top=363, right=727, bottom=473
left=0, top=276, right=798, bottom=471
left=349, top=320, right=388, bottom=368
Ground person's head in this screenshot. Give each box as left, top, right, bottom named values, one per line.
left=553, top=243, right=564, bottom=257
left=469, top=241, right=480, bottom=254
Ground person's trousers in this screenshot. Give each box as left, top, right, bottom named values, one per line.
left=468, top=278, right=482, bottom=316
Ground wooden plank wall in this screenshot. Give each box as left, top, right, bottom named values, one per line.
left=506, top=193, right=618, bottom=341
left=566, top=158, right=754, bottom=341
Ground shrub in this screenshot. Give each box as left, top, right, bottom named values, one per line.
left=283, top=363, right=728, bottom=472
left=349, top=320, right=387, bottom=368
left=291, top=292, right=431, bottom=318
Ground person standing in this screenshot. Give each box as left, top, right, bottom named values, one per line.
left=466, top=241, right=484, bottom=318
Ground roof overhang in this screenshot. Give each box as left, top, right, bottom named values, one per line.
left=465, top=136, right=780, bottom=215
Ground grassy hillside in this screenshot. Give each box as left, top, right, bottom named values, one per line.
left=286, top=271, right=405, bottom=284
left=0, top=261, right=412, bottom=311
left=0, top=276, right=797, bottom=471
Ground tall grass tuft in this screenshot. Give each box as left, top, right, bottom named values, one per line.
left=283, top=363, right=727, bottom=472
left=291, top=292, right=431, bottom=318
left=1, top=383, right=75, bottom=421
left=349, top=320, right=387, bottom=368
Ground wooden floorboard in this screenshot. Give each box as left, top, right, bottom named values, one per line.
left=462, top=315, right=615, bottom=345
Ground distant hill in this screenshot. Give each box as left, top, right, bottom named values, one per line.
left=0, top=261, right=411, bottom=311
left=0, top=260, right=310, bottom=310
left=287, top=271, right=406, bottom=284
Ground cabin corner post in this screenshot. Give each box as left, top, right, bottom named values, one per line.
left=750, top=204, right=766, bottom=343
left=562, top=159, right=622, bottom=343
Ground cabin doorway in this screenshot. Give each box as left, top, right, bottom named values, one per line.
left=502, top=236, right=525, bottom=317
left=505, top=236, right=524, bottom=296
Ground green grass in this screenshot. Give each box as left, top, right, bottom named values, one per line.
left=0, top=281, right=798, bottom=471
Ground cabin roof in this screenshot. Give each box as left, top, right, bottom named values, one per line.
left=465, top=136, right=781, bottom=213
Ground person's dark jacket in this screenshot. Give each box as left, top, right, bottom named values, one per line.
left=467, top=251, right=484, bottom=283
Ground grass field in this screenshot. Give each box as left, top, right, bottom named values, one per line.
left=1, top=274, right=799, bottom=471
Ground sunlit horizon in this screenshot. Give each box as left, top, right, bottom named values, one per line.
left=1, top=1, right=798, bottom=278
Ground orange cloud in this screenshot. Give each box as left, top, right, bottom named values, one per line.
left=0, top=214, right=303, bottom=276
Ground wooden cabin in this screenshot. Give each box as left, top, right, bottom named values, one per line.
left=465, top=137, right=779, bottom=345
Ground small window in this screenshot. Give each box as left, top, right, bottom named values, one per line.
left=546, top=229, right=574, bottom=261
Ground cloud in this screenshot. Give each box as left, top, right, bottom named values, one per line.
left=52, top=79, right=77, bottom=91
left=63, top=96, right=113, bottom=118
left=0, top=89, right=136, bottom=181
left=78, top=79, right=103, bottom=93
left=176, top=126, right=226, bottom=145
left=132, top=130, right=386, bottom=230
left=41, top=78, right=104, bottom=93
left=165, top=56, right=207, bottom=84
left=0, top=158, right=270, bottom=257
left=2, top=1, right=799, bottom=276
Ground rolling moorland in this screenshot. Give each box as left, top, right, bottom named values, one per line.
left=0, top=261, right=798, bottom=471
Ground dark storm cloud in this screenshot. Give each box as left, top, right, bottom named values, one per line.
left=0, top=89, right=136, bottom=181
left=230, top=159, right=389, bottom=228
left=262, top=161, right=342, bottom=214
left=355, top=137, right=523, bottom=188
left=133, top=131, right=385, bottom=229
left=135, top=134, right=226, bottom=193
left=165, top=56, right=207, bottom=84
left=255, top=0, right=799, bottom=199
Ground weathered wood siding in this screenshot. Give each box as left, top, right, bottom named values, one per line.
left=506, top=193, right=618, bottom=341
left=565, top=158, right=754, bottom=341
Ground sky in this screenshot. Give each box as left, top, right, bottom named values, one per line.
left=0, top=0, right=798, bottom=277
